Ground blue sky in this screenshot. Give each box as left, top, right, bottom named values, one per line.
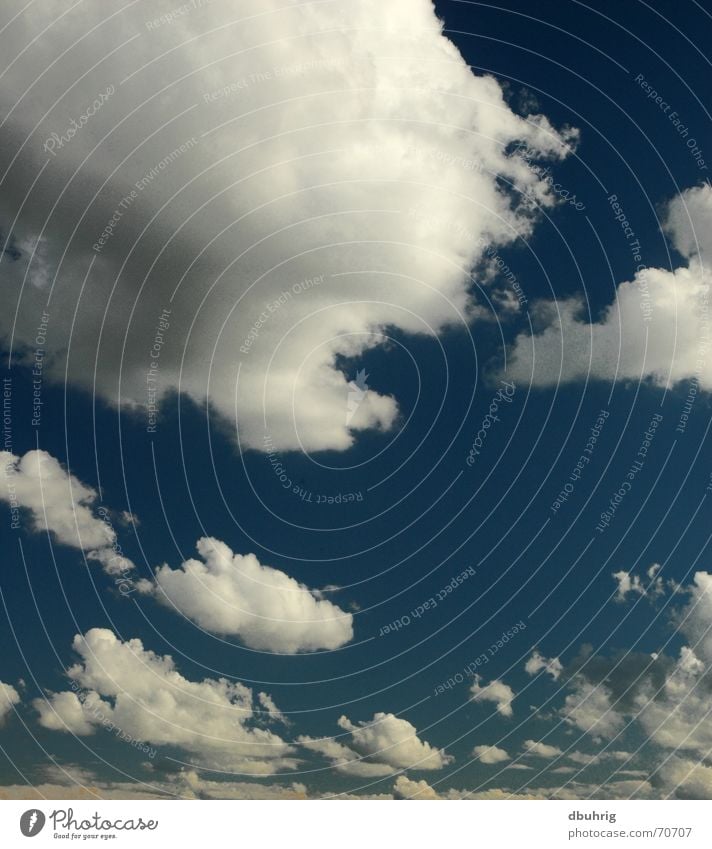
left=0, top=0, right=711, bottom=800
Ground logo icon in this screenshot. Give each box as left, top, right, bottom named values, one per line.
left=346, top=368, right=369, bottom=425
left=20, top=809, right=45, bottom=837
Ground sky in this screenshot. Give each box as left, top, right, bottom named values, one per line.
left=0, top=0, right=711, bottom=800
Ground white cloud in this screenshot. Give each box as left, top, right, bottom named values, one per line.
left=658, top=757, right=712, bottom=800
left=525, top=650, right=563, bottom=680
left=636, top=647, right=712, bottom=759
left=0, top=450, right=133, bottom=577
left=0, top=682, right=20, bottom=725
left=613, top=563, right=666, bottom=602
left=469, top=676, right=515, bottom=717
left=149, top=536, right=353, bottom=653
left=567, top=749, right=632, bottom=766
left=257, top=692, right=289, bottom=726
left=554, top=570, right=712, bottom=797
left=522, top=739, right=562, bottom=759
left=676, top=570, right=712, bottom=663
left=665, top=183, right=712, bottom=262
left=472, top=744, right=510, bottom=764
left=507, top=184, right=712, bottom=390
left=0, top=0, right=575, bottom=453
left=34, top=628, right=296, bottom=773
left=299, top=712, right=452, bottom=776
left=560, top=679, right=625, bottom=740
left=0, top=764, right=310, bottom=800
left=33, top=691, right=95, bottom=736
left=625, top=575, right=712, bottom=769
left=392, top=775, right=439, bottom=799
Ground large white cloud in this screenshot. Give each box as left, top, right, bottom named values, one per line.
left=0, top=450, right=134, bottom=576
left=298, top=711, right=452, bottom=776
left=507, top=184, right=712, bottom=389
left=149, top=536, right=353, bottom=653
left=34, top=628, right=296, bottom=773
left=0, top=0, right=574, bottom=452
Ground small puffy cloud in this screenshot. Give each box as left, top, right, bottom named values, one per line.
left=613, top=564, right=666, bottom=603
left=522, top=739, right=563, bottom=759
left=34, top=628, right=296, bottom=773
left=0, top=682, right=20, bottom=724
left=507, top=184, right=712, bottom=391
left=567, top=749, right=632, bottom=767
left=149, top=537, right=353, bottom=653
left=299, top=712, right=452, bottom=776
left=469, top=676, right=515, bottom=717
left=525, top=650, right=563, bottom=680
left=472, top=744, right=510, bottom=764
left=0, top=450, right=133, bottom=577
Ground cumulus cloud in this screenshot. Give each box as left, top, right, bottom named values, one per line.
left=612, top=563, right=666, bottom=602
left=0, top=0, right=575, bottom=452
left=299, top=712, right=452, bottom=776
left=560, top=679, right=626, bottom=740
left=0, top=450, right=134, bottom=577
left=34, top=628, right=296, bottom=773
left=392, top=775, right=440, bottom=799
left=507, top=184, right=712, bottom=390
left=469, top=676, right=515, bottom=717
left=149, top=536, right=353, bottom=653
left=657, top=758, right=712, bottom=800
left=675, top=570, right=712, bottom=663
left=636, top=646, right=712, bottom=760
left=522, top=739, right=562, bottom=759
left=0, top=682, right=20, bottom=724
left=525, top=650, right=563, bottom=680
left=560, top=573, right=712, bottom=772
left=550, top=570, right=712, bottom=798
left=472, top=744, right=510, bottom=764
left=665, top=183, right=712, bottom=262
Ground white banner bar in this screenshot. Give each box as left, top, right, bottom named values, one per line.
left=2, top=799, right=712, bottom=848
